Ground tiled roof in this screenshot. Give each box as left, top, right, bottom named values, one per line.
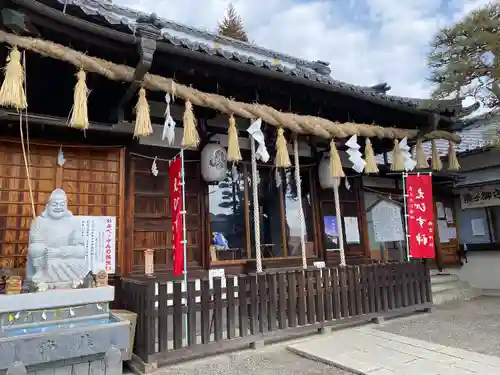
left=51, top=0, right=475, bottom=117
left=375, top=111, right=500, bottom=164
left=427, top=110, right=500, bottom=156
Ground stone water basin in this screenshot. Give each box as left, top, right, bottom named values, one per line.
left=1, top=315, right=120, bottom=337
left=0, top=287, right=130, bottom=372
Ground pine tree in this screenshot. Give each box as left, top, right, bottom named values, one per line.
left=428, top=3, right=500, bottom=108
left=217, top=3, right=249, bottom=42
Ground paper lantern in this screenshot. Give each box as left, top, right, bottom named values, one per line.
left=318, top=156, right=336, bottom=190
left=201, top=143, right=227, bottom=182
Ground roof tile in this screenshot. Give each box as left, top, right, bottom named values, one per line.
left=57, top=0, right=475, bottom=118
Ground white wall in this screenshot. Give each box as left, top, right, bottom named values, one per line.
left=457, top=252, right=500, bottom=293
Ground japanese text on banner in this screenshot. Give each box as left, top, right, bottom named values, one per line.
left=406, top=174, right=435, bottom=259
left=170, top=156, right=184, bottom=276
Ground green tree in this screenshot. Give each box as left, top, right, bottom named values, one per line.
left=428, top=2, right=500, bottom=108
left=217, top=3, right=249, bottom=42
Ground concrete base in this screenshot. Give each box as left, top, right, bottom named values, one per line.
left=431, top=274, right=481, bottom=305
left=250, top=339, right=264, bottom=350
left=0, top=287, right=115, bottom=314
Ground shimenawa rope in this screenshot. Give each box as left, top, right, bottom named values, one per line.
left=0, top=30, right=461, bottom=144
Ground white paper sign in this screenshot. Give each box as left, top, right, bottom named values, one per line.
left=471, top=218, right=486, bottom=236
left=447, top=226, right=457, bottom=240
left=437, top=220, right=449, bottom=243
left=372, top=201, right=404, bottom=242
left=344, top=217, right=360, bottom=244
left=314, top=261, right=326, bottom=269
left=445, top=207, right=454, bottom=223
left=78, top=216, right=116, bottom=274
left=436, top=202, right=445, bottom=218
left=209, top=268, right=225, bottom=289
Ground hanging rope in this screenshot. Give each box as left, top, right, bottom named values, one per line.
left=0, top=30, right=462, bottom=144
left=333, top=178, right=345, bottom=266
left=19, top=114, right=35, bottom=218
left=22, top=51, right=31, bottom=172
left=293, top=137, right=307, bottom=269
left=18, top=51, right=35, bottom=219
left=250, top=137, right=262, bottom=273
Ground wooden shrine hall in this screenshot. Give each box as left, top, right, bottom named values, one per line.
left=0, top=0, right=475, bottom=370
left=0, top=0, right=469, bottom=281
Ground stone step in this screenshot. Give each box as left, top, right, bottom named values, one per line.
left=431, top=280, right=468, bottom=293
left=431, top=274, right=459, bottom=285
left=432, top=287, right=482, bottom=305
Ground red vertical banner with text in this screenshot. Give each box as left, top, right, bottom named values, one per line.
left=170, top=156, right=184, bottom=276
left=406, top=174, right=435, bottom=258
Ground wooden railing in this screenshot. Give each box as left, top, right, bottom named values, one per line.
left=121, top=262, right=432, bottom=368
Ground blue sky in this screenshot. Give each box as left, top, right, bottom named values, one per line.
left=116, top=0, right=489, bottom=102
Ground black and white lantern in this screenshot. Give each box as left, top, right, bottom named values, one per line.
left=201, top=143, right=227, bottom=182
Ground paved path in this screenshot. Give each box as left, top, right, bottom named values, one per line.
left=377, top=297, right=500, bottom=357
left=288, top=326, right=500, bottom=375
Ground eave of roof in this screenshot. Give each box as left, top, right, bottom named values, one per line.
left=41, top=0, right=475, bottom=119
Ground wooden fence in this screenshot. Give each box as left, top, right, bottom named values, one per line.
left=121, top=262, right=432, bottom=370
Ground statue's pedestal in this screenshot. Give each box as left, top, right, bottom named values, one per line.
left=0, top=287, right=130, bottom=375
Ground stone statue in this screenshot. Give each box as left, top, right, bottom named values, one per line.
left=26, top=189, right=89, bottom=289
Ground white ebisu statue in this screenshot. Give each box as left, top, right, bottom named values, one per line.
left=27, top=189, right=89, bottom=289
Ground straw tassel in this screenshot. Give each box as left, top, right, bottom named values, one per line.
left=0, top=46, right=27, bottom=110
left=69, top=69, right=89, bottom=130
left=227, top=115, right=242, bottom=162
left=431, top=140, right=442, bottom=170
left=133, top=88, right=153, bottom=137
left=447, top=141, right=460, bottom=170
left=329, top=138, right=345, bottom=178
left=415, top=139, right=429, bottom=169
left=275, top=127, right=291, bottom=168
left=182, top=99, right=200, bottom=148
left=390, top=139, right=404, bottom=171
left=363, top=138, right=379, bottom=174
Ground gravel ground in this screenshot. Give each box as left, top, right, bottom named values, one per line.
left=146, top=344, right=354, bottom=375
left=377, top=296, right=500, bottom=357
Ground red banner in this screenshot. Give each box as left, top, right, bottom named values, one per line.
left=406, top=174, right=435, bottom=258
left=170, top=156, right=184, bottom=276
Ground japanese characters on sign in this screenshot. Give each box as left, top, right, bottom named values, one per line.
left=105, top=217, right=113, bottom=272
left=460, top=186, right=500, bottom=209
left=405, top=174, right=435, bottom=259
left=78, top=216, right=116, bottom=274
left=170, top=156, right=184, bottom=276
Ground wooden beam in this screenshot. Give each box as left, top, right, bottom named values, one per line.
left=0, top=110, right=133, bottom=134
left=23, top=9, right=132, bottom=53
left=114, top=33, right=158, bottom=122
left=12, top=0, right=135, bottom=44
